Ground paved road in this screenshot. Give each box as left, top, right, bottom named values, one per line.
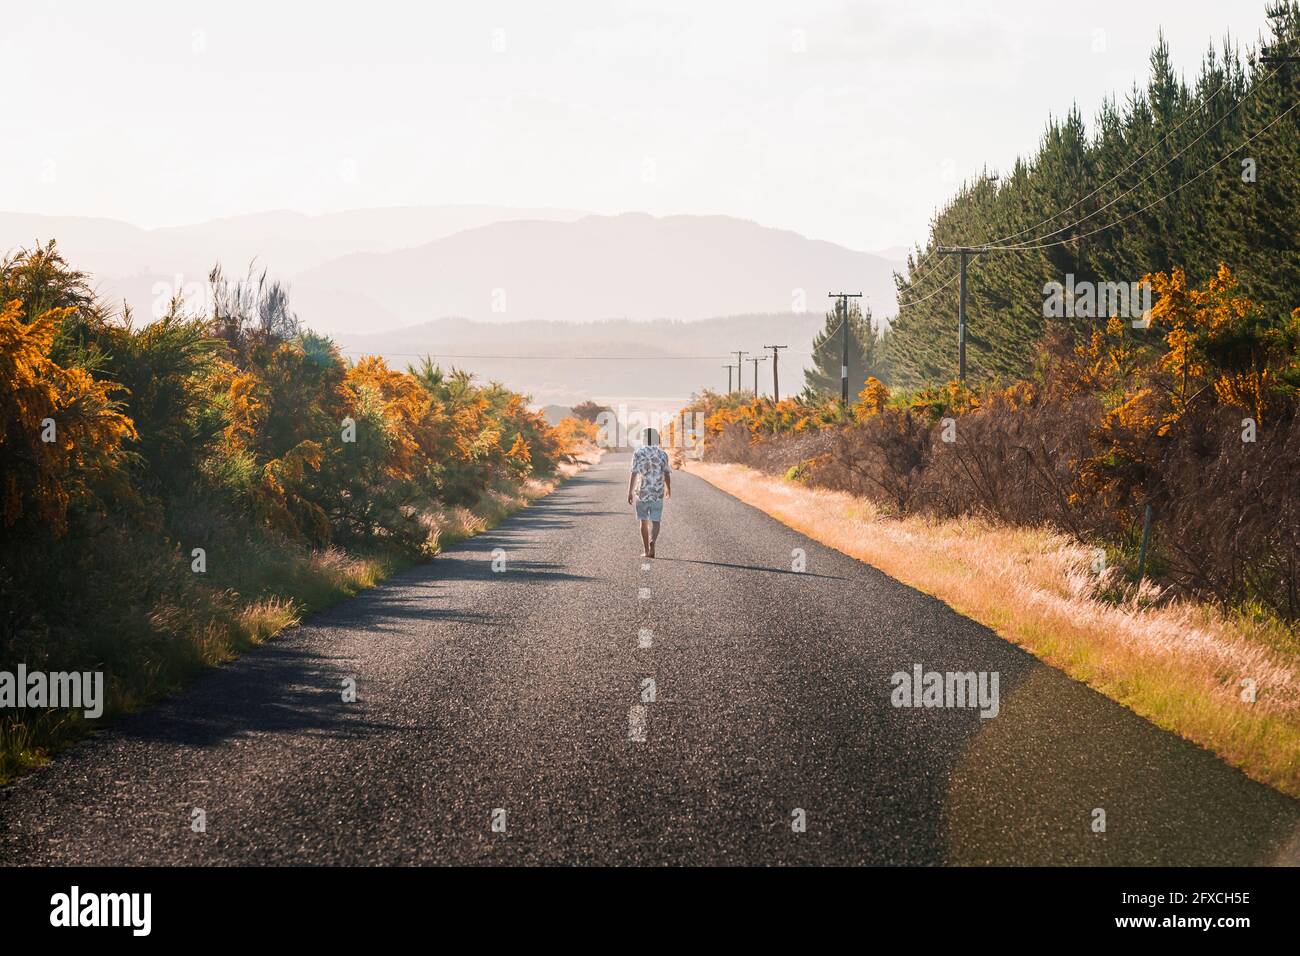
left=2, top=454, right=1297, bottom=865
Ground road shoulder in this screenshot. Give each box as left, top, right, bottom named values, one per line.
left=684, top=459, right=1300, bottom=804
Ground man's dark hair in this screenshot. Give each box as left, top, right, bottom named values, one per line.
left=643, top=427, right=659, bottom=446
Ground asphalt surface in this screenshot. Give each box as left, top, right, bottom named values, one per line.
left=2, top=453, right=1297, bottom=865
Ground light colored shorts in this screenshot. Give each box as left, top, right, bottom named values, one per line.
left=635, top=497, right=664, bottom=521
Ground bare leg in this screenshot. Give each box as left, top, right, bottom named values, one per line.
left=640, top=520, right=652, bottom=556
left=650, top=520, right=661, bottom=549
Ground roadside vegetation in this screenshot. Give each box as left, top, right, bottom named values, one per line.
left=886, top=3, right=1300, bottom=387
left=0, top=242, right=598, bottom=782
left=690, top=279, right=1299, bottom=796
left=679, top=9, right=1300, bottom=795
left=698, top=264, right=1300, bottom=623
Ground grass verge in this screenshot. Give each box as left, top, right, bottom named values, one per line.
left=687, top=460, right=1300, bottom=799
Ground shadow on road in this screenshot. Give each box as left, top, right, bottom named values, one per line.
left=113, top=642, right=408, bottom=748
left=654, top=556, right=844, bottom=581
left=440, top=560, right=594, bottom=585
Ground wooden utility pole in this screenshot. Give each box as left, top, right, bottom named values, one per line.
left=764, top=344, right=788, bottom=401
left=937, top=248, right=990, bottom=383
left=750, top=355, right=767, bottom=396
left=827, top=292, right=863, bottom=404
left=724, top=364, right=735, bottom=393
left=958, top=251, right=967, bottom=382
left=732, top=350, right=748, bottom=394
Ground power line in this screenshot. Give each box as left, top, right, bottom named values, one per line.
left=918, top=87, right=1300, bottom=385
left=895, top=259, right=957, bottom=304
left=986, top=94, right=1300, bottom=252
left=894, top=56, right=1287, bottom=302
left=892, top=246, right=962, bottom=296
left=338, top=350, right=748, bottom=360
left=896, top=268, right=961, bottom=309
left=979, top=72, right=1253, bottom=247
left=978, top=61, right=1288, bottom=251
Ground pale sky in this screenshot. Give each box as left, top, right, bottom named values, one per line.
left=1, top=0, right=1275, bottom=251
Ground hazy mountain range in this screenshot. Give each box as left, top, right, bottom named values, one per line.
left=0, top=206, right=587, bottom=328
left=341, top=312, right=831, bottom=407
left=0, top=205, right=905, bottom=405
left=293, top=212, right=903, bottom=331
left=0, top=205, right=587, bottom=274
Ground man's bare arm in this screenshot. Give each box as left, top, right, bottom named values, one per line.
left=628, top=472, right=638, bottom=505
left=664, top=470, right=671, bottom=498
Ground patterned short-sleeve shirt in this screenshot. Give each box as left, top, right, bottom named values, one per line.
left=631, top=445, right=670, bottom=501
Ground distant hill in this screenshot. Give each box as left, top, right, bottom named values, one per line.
left=869, top=246, right=914, bottom=263
left=294, top=212, right=903, bottom=332
left=151, top=205, right=589, bottom=273
left=0, top=206, right=587, bottom=326
left=340, top=312, right=832, bottom=407
left=0, top=209, right=904, bottom=342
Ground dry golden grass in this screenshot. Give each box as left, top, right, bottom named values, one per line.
left=688, top=460, right=1300, bottom=798
left=418, top=454, right=598, bottom=553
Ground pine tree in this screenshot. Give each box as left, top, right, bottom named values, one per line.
left=887, top=5, right=1300, bottom=388
left=804, top=300, right=888, bottom=396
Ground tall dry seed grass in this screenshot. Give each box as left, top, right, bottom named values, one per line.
left=688, top=460, right=1300, bottom=798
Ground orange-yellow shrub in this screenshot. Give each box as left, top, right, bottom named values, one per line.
left=0, top=300, right=136, bottom=534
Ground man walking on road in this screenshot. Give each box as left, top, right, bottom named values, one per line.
left=627, top=427, right=671, bottom=558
